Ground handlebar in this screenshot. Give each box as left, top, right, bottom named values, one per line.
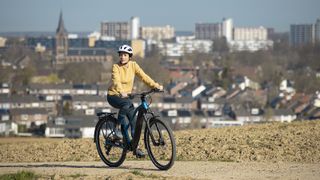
left=128, top=88, right=164, bottom=99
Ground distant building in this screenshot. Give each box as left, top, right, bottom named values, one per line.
left=10, top=108, right=48, bottom=128
left=289, top=18, right=320, bottom=46
left=195, top=22, right=222, bottom=40
left=100, top=21, right=130, bottom=40
left=55, top=11, right=69, bottom=63
left=0, top=37, right=7, bottom=47
left=54, top=13, right=145, bottom=61
left=195, top=18, right=272, bottom=51
left=130, top=16, right=140, bottom=39
left=228, top=40, right=273, bottom=52
left=158, top=35, right=212, bottom=57
left=290, top=24, right=315, bottom=47
left=195, top=18, right=233, bottom=41
left=140, top=25, right=175, bottom=41
left=229, top=26, right=273, bottom=51
left=233, top=26, right=268, bottom=41
left=315, top=18, right=320, bottom=43
left=222, top=18, right=233, bottom=42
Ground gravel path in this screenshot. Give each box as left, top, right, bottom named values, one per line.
left=0, top=161, right=319, bottom=179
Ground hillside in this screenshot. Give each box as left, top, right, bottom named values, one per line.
left=0, top=120, right=319, bottom=163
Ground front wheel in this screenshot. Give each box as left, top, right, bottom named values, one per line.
left=144, top=118, right=176, bottom=170
left=95, top=118, right=127, bottom=167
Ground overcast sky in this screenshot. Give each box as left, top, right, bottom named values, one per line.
left=0, top=0, right=319, bottom=33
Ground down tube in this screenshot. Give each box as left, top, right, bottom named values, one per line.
left=131, top=106, right=146, bottom=150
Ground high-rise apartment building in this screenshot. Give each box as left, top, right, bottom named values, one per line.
left=233, top=26, right=268, bottom=41
left=130, top=17, right=140, bottom=40
left=100, top=21, right=130, bottom=40
left=222, top=18, right=233, bottom=42
left=195, top=23, right=222, bottom=40
left=290, top=24, right=314, bottom=47
left=195, top=18, right=233, bottom=42
left=140, top=25, right=175, bottom=41
left=315, top=18, right=320, bottom=42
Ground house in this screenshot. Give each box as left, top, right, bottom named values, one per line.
left=228, top=88, right=267, bottom=111
left=193, top=110, right=207, bottom=128
left=0, top=121, right=18, bottom=136
left=308, top=108, right=320, bottom=120
left=206, top=110, right=243, bottom=128
left=279, top=79, right=295, bottom=95
left=45, top=115, right=97, bottom=138
left=235, top=108, right=264, bottom=124
left=9, top=108, right=48, bottom=130
left=225, top=88, right=242, bottom=100
left=0, top=95, right=39, bottom=109
left=160, top=97, right=197, bottom=110
left=168, top=66, right=198, bottom=84
left=0, top=95, right=56, bottom=114
left=73, top=84, right=98, bottom=95
left=0, top=109, right=17, bottom=136
left=0, top=83, right=10, bottom=95
left=271, top=109, right=297, bottom=122
left=161, top=109, right=192, bottom=130
left=13, top=55, right=31, bottom=69
left=28, top=83, right=99, bottom=96
left=205, top=87, right=226, bottom=99
left=28, top=83, right=73, bottom=96
left=97, top=84, right=108, bottom=96
left=234, top=75, right=260, bottom=90
left=200, top=97, right=221, bottom=110
left=72, top=95, right=109, bottom=110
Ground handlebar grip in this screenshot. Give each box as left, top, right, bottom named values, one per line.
left=153, top=88, right=164, bottom=93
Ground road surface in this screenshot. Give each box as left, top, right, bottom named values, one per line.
left=0, top=161, right=319, bottom=179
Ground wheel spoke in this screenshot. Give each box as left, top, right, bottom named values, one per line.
left=95, top=119, right=127, bottom=167
left=145, top=119, right=176, bottom=170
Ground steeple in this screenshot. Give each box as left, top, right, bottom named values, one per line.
left=56, top=10, right=67, bottom=34
left=55, top=10, right=68, bottom=63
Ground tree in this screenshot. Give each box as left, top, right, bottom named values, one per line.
left=212, top=37, right=229, bottom=54
left=59, top=62, right=104, bottom=83
left=62, top=101, right=72, bottom=116
left=135, top=53, right=170, bottom=91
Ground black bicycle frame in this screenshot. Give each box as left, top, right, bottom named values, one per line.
left=95, top=92, right=161, bottom=151
left=123, top=98, right=150, bottom=151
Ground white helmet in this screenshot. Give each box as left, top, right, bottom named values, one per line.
left=118, top=44, right=133, bottom=55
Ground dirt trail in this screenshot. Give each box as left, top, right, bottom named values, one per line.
left=0, top=161, right=319, bottom=179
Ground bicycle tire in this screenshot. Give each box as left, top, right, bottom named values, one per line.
left=144, top=118, right=176, bottom=170
left=95, top=118, right=127, bottom=167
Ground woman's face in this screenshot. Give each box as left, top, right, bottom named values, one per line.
left=119, top=52, right=130, bottom=64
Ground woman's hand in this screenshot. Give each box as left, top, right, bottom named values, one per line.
left=120, top=92, right=128, bottom=98
left=158, top=85, right=163, bottom=91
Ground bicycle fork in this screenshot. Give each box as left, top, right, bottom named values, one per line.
left=145, top=116, right=165, bottom=146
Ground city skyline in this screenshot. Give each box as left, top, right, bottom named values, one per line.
left=0, top=0, right=319, bottom=33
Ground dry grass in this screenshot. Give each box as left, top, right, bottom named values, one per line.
left=0, top=120, right=319, bottom=163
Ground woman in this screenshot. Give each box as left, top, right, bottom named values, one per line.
left=107, top=44, right=163, bottom=158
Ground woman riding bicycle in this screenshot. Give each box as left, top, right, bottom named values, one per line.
left=107, top=44, right=163, bottom=158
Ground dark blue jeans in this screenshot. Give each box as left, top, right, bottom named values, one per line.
left=107, top=95, right=136, bottom=137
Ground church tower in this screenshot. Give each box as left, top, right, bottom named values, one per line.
left=55, top=11, right=68, bottom=63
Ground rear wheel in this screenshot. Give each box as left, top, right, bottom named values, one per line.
left=95, top=118, right=127, bottom=167
left=144, top=118, right=176, bottom=170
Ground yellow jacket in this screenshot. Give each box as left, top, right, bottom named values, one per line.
left=108, top=61, right=160, bottom=96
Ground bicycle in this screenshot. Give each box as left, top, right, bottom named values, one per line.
left=94, top=89, right=176, bottom=170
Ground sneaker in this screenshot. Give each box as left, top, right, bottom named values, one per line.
left=133, top=148, right=145, bottom=158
